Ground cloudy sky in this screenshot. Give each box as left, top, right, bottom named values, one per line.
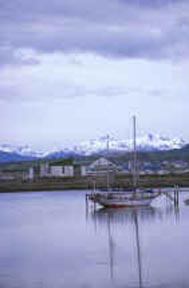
left=0, top=0, right=188, bottom=149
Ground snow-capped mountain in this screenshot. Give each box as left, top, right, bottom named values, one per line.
left=0, top=144, right=47, bottom=158
left=130, top=133, right=186, bottom=151
left=74, top=134, right=186, bottom=155
left=0, top=134, right=186, bottom=162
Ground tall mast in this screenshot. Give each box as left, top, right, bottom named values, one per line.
left=133, top=116, right=137, bottom=189
left=106, top=134, right=110, bottom=191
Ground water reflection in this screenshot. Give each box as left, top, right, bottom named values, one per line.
left=0, top=191, right=189, bottom=288
left=91, top=207, right=155, bottom=287
left=89, top=204, right=180, bottom=288
left=91, top=206, right=160, bottom=224
left=184, top=198, right=189, bottom=206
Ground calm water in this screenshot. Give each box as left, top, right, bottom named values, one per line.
left=0, top=190, right=189, bottom=288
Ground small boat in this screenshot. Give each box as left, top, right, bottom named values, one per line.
left=89, top=116, right=160, bottom=208
left=90, top=190, right=160, bottom=208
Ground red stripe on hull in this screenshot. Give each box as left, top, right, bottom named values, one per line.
left=103, top=203, right=143, bottom=208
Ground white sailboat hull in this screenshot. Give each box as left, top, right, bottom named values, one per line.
left=90, top=191, right=159, bottom=208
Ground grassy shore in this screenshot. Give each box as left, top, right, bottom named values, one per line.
left=0, top=173, right=189, bottom=192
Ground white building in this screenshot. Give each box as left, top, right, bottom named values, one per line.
left=80, top=165, right=88, bottom=176
left=50, top=165, right=74, bottom=177
left=89, top=157, right=116, bottom=170
left=40, top=163, right=49, bottom=177
left=81, top=157, right=118, bottom=176
left=22, top=167, right=35, bottom=181
left=28, top=167, right=34, bottom=180
left=39, top=163, right=74, bottom=178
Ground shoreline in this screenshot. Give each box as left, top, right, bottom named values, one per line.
left=1, top=173, right=189, bottom=193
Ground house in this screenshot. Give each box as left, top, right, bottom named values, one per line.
left=22, top=167, right=34, bottom=181
left=80, top=157, right=119, bottom=176
left=39, top=163, right=74, bottom=178
left=50, top=165, right=74, bottom=177
left=40, top=163, right=50, bottom=177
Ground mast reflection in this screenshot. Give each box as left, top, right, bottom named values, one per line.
left=89, top=205, right=178, bottom=288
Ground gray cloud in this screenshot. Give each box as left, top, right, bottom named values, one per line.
left=0, top=0, right=189, bottom=65
left=0, top=46, right=40, bottom=66
left=0, top=74, right=168, bottom=104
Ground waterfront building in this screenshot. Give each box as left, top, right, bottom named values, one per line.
left=50, top=165, right=74, bottom=177
left=39, top=163, right=74, bottom=178
left=80, top=157, right=119, bottom=176
left=40, top=163, right=50, bottom=177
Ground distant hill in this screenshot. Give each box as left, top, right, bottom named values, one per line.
left=0, top=151, right=37, bottom=163
left=45, top=150, right=79, bottom=160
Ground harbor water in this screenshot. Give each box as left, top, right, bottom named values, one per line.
left=0, top=189, right=189, bottom=288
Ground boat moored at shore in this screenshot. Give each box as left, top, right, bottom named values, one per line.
left=88, top=116, right=161, bottom=208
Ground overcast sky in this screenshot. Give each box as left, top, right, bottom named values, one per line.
left=0, top=0, right=188, bottom=149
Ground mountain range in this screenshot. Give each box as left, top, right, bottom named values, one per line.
left=0, top=134, right=186, bottom=163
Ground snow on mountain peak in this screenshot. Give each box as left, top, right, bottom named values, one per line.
left=0, top=134, right=186, bottom=160
left=0, top=144, right=45, bottom=158
left=74, top=133, right=186, bottom=155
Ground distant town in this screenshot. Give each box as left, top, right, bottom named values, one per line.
left=0, top=143, right=189, bottom=192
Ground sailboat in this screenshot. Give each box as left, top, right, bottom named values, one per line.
left=89, top=116, right=160, bottom=208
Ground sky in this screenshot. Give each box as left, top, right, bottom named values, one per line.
left=0, top=0, right=189, bottom=150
